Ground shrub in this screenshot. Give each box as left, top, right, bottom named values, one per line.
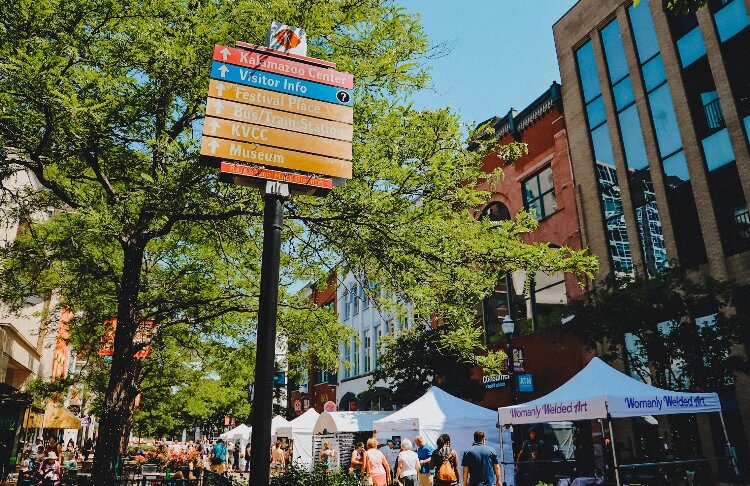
left=269, top=464, right=360, bottom=486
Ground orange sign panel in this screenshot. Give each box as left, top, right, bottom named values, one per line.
left=206, top=97, right=352, bottom=142
left=203, top=116, right=351, bottom=161
left=200, top=136, right=352, bottom=179
left=208, top=79, right=353, bottom=124
left=220, top=162, right=333, bottom=189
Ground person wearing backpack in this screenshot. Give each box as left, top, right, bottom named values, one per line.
left=425, top=434, right=459, bottom=486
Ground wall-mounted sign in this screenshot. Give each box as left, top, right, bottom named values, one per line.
left=517, top=373, right=534, bottom=393
left=323, top=401, right=337, bottom=412
left=293, top=399, right=302, bottom=412
left=483, top=372, right=510, bottom=390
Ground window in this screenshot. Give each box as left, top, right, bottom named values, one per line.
left=713, top=0, right=750, bottom=42
left=676, top=27, right=707, bottom=68
left=577, top=39, right=634, bottom=276
left=522, top=166, right=556, bottom=220
left=374, top=324, right=382, bottom=368
left=363, top=330, right=371, bottom=373
left=353, top=340, right=359, bottom=376
left=342, top=344, right=350, bottom=379
left=629, top=0, right=707, bottom=267
left=702, top=128, right=736, bottom=170
left=342, top=290, right=351, bottom=320
left=351, top=284, right=360, bottom=315
left=601, top=17, right=668, bottom=275
left=362, top=284, right=369, bottom=309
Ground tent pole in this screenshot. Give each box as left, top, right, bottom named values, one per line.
left=499, top=425, right=505, bottom=485
left=607, top=417, right=621, bottom=486
left=718, top=410, right=740, bottom=478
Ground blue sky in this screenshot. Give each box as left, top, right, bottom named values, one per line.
left=397, top=1, right=578, bottom=126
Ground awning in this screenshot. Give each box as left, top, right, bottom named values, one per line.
left=26, top=402, right=81, bottom=429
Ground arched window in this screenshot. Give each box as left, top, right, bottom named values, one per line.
left=483, top=201, right=511, bottom=222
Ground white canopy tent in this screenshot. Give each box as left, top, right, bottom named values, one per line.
left=220, top=423, right=251, bottom=441
left=374, top=387, right=512, bottom=485
left=312, top=411, right=392, bottom=435
left=498, top=357, right=737, bottom=486
left=220, top=416, right=291, bottom=449
left=275, top=408, right=320, bottom=470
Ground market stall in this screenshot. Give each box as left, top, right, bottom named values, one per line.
left=373, top=387, right=503, bottom=461
left=498, top=357, right=738, bottom=486
left=312, top=411, right=392, bottom=469
left=275, top=408, right=319, bottom=470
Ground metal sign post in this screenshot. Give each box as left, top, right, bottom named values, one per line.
left=249, top=181, right=288, bottom=486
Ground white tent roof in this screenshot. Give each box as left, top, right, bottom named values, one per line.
left=220, top=423, right=251, bottom=440
left=220, top=415, right=291, bottom=440
left=374, top=387, right=497, bottom=432
left=271, top=415, right=292, bottom=435
left=498, top=357, right=721, bottom=425
left=276, top=408, right=319, bottom=437
left=313, top=411, right=392, bottom=434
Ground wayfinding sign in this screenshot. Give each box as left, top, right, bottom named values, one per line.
left=200, top=40, right=353, bottom=195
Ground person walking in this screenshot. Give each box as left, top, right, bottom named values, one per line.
left=395, top=439, right=420, bottom=486
left=349, top=442, right=365, bottom=477
left=415, top=436, right=434, bottom=486
left=364, top=438, right=391, bottom=486
left=271, top=440, right=286, bottom=474
left=244, top=442, right=251, bottom=473
left=423, top=434, right=458, bottom=486
left=232, top=442, right=241, bottom=471
left=210, top=438, right=228, bottom=475
left=462, top=431, right=500, bottom=486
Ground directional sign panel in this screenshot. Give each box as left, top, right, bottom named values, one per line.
left=203, top=116, right=352, bottom=160
left=213, top=44, right=354, bottom=89
left=206, top=97, right=352, bottom=141
left=211, top=62, right=353, bottom=107
left=203, top=43, right=354, bottom=191
left=208, top=80, right=353, bottom=124
left=201, top=136, right=352, bottom=180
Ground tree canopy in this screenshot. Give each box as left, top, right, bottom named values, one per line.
left=0, top=0, right=596, bottom=481
left=569, top=268, right=749, bottom=392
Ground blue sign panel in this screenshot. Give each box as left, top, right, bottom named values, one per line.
left=517, top=373, right=534, bottom=393
left=210, top=62, right=353, bottom=107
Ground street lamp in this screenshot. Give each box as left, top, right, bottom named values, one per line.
left=501, top=315, right=517, bottom=404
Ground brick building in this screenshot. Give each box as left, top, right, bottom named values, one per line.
left=472, top=83, right=594, bottom=409
left=554, top=0, right=750, bottom=477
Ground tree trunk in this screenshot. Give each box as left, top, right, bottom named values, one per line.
left=91, top=243, right=145, bottom=485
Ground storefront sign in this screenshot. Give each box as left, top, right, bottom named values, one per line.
left=323, top=401, right=337, bottom=412
left=517, top=373, right=534, bottom=393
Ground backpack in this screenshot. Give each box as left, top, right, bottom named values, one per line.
left=435, top=447, right=456, bottom=482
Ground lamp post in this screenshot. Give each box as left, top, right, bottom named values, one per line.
left=501, top=315, right=517, bottom=405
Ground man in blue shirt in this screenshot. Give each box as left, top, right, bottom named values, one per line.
left=462, top=431, right=500, bottom=486
left=415, top=436, right=434, bottom=486
left=210, top=438, right=228, bottom=475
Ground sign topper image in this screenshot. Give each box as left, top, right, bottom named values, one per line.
left=267, top=22, right=308, bottom=56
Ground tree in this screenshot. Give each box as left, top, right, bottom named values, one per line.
left=0, top=0, right=597, bottom=482
left=569, top=268, right=749, bottom=392
left=635, top=0, right=710, bottom=13
left=369, top=326, right=486, bottom=407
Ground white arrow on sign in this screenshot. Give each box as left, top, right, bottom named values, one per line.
left=215, top=83, right=226, bottom=96
left=208, top=139, right=220, bottom=155
left=221, top=47, right=231, bottom=61
left=213, top=100, right=224, bottom=115
left=208, top=120, right=220, bottom=134
left=218, top=64, right=229, bottom=78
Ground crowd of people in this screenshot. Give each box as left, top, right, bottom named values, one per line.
left=14, top=436, right=95, bottom=485
left=343, top=430, right=503, bottom=486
